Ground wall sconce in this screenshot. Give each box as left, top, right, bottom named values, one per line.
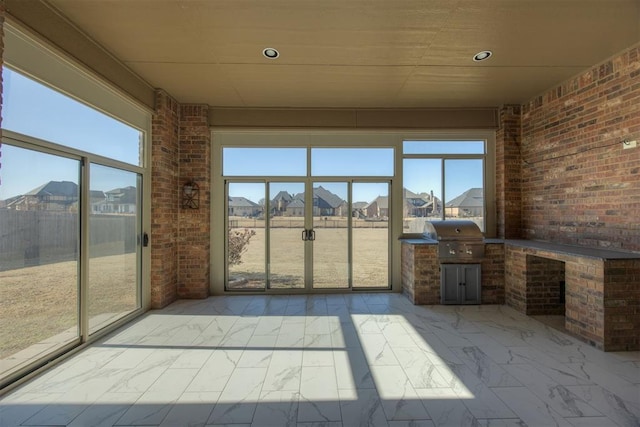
left=182, top=181, right=200, bottom=209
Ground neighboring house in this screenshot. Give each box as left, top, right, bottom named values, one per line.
left=90, top=190, right=107, bottom=213
left=365, top=196, right=389, bottom=218
left=104, top=186, right=137, bottom=214
left=352, top=201, right=368, bottom=218
left=6, top=181, right=78, bottom=211
left=285, top=198, right=305, bottom=217
left=312, top=186, right=347, bottom=217
left=403, top=188, right=441, bottom=217
left=271, top=191, right=293, bottom=216
left=445, top=188, right=483, bottom=217
left=228, top=196, right=262, bottom=217
left=285, top=186, right=347, bottom=217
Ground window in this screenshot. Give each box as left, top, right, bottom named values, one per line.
left=311, top=148, right=394, bottom=176
left=1, top=24, right=150, bottom=389
left=223, top=147, right=307, bottom=176
left=3, top=68, right=143, bottom=166
left=403, top=140, right=486, bottom=233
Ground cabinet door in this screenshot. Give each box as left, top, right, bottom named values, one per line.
left=440, top=264, right=461, bottom=304
left=461, top=264, right=481, bottom=304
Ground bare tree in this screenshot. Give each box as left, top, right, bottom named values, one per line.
left=228, top=228, right=256, bottom=266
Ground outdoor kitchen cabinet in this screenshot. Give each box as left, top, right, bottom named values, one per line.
left=440, top=264, right=481, bottom=304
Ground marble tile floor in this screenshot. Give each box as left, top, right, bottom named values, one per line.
left=1, top=293, right=639, bottom=427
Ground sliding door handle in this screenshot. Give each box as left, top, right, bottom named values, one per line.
left=309, top=229, right=316, bottom=241
left=302, top=230, right=308, bottom=241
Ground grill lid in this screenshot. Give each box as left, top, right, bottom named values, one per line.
left=423, top=220, right=483, bottom=241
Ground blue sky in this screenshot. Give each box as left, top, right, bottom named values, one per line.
left=0, top=68, right=141, bottom=198
left=226, top=148, right=483, bottom=205
left=1, top=67, right=483, bottom=203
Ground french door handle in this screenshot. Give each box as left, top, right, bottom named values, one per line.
left=301, top=229, right=315, bottom=241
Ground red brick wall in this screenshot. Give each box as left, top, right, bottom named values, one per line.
left=481, top=243, right=505, bottom=304
left=603, top=259, right=640, bottom=351
left=402, top=242, right=504, bottom=305
left=521, top=44, right=640, bottom=251
left=178, top=105, right=210, bottom=299
left=525, top=255, right=565, bottom=315
left=496, top=105, right=522, bottom=239
left=504, top=245, right=527, bottom=313
left=401, top=243, right=439, bottom=305
left=150, top=90, right=180, bottom=308
left=564, top=257, right=605, bottom=349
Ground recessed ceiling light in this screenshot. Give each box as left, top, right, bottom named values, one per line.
left=473, top=50, right=492, bottom=62
left=263, top=48, right=279, bottom=59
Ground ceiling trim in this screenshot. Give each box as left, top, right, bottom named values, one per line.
left=210, top=108, right=499, bottom=129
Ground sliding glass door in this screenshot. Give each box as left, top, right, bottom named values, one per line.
left=88, top=164, right=142, bottom=334
left=0, top=145, right=81, bottom=379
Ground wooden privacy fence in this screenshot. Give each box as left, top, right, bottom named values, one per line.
left=0, top=210, right=137, bottom=271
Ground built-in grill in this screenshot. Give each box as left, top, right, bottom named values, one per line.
left=423, top=220, right=485, bottom=262
left=423, top=220, right=485, bottom=304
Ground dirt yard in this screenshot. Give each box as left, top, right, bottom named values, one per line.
left=1, top=220, right=388, bottom=362
left=228, top=225, right=389, bottom=290
left=0, top=253, right=137, bottom=360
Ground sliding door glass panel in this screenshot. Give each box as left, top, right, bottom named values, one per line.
left=353, top=182, right=389, bottom=288
left=88, top=164, right=141, bottom=334
left=269, top=182, right=305, bottom=289
left=227, top=182, right=266, bottom=290
left=312, top=182, right=349, bottom=289
left=444, top=159, right=484, bottom=231
left=0, top=144, right=80, bottom=378
left=403, top=159, right=442, bottom=233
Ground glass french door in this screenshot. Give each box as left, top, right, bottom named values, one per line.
left=225, top=179, right=390, bottom=291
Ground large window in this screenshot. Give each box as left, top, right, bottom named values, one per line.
left=0, top=25, right=149, bottom=389
left=212, top=131, right=495, bottom=294
left=403, top=140, right=486, bottom=233
left=3, top=68, right=143, bottom=166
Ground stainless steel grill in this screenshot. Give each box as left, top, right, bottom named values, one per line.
left=423, top=220, right=485, bottom=262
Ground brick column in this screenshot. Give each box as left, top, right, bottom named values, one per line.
left=150, top=90, right=180, bottom=308
left=178, top=104, right=210, bottom=299
left=496, top=104, right=522, bottom=239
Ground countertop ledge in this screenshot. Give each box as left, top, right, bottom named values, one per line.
left=505, top=239, right=640, bottom=260
left=399, top=238, right=639, bottom=260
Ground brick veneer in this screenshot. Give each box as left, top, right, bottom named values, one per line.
left=525, top=255, right=565, bottom=315
left=178, top=104, right=210, bottom=299
left=496, top=105, right=522, bottom=239
left=481, top=243, right=505, bottom=304
left=150, top=90, right=180, bottom=308
left=401, top=243, right=439, bottom=305
left=521, top=43, right=640, bottom=251
left=504, top=242, right=640, bottom=351
left=603, top=260, right=640, bottom=350
left=401, top=242, right=505, bottom=305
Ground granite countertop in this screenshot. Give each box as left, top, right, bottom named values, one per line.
left=400, top=237, right=505, bottom=245
left=505, top=239, right=640, bottom=260
left=399, top=238, right=437, bottom=245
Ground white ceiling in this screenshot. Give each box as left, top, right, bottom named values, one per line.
left=46, top=0, right=640, bottom=108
